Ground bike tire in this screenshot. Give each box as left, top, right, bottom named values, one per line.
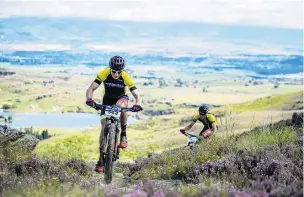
left=104, top=123, right=116, bottom=184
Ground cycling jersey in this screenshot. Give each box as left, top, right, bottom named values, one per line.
left=94, top=68, right=137, bottom=98
left=192, top=113, right=219, bottom=128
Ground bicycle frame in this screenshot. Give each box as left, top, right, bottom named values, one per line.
left=94, top=104, right=134, bottom=184
left=184, top=132, right=203, bottom=148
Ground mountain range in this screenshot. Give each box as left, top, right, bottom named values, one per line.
left=0, top=17, right=303, bottom=76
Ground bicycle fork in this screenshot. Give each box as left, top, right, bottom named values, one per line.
left=99, top=124, right=108, bottom=166
left=100, top=121, right=121, bottom=165
left=114, top=125, right=120, bottom=160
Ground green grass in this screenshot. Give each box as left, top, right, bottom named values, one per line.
left=34, top=114, right=184, bottom=162
left=225, top=91, right=301, bottom=113
left=3, top=182, right=108, bottom=197
left=236, top=125, right=296, bottom=149
left=34, top=135, right=95, bottom=161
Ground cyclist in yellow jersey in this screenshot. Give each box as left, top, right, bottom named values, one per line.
left=180, top=105, right=218, bottom=138
left=85, top=56, right=142, bottom=173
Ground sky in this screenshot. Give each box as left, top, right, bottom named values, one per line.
left=0, top=0, right=303, bottom=29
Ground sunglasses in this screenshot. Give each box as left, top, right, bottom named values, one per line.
left=199, top=112, right=206, bottom=116
left=111, top=69, right=122, bottom=74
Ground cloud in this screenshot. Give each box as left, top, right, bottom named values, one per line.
left=0, top=0, right=302, bottom=29
left=0, top=43, right=71, bottom=51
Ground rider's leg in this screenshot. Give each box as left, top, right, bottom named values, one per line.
left=199, top=126, right=212, bottom=138
left=116, top=95, right=129, bottom=148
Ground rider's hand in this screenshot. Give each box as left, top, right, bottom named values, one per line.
left=132, top=105, right=143, bottom=112
left=180, top=129, right=186, bottom=134
left=86, top=98, right=96, bottom=108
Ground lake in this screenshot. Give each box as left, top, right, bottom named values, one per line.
left=0, top=109, right=137, bottom=130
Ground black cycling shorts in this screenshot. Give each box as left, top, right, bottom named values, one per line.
left=100, top=95, right=129, bottom=116
left=102, top=95, right=129, bottom=106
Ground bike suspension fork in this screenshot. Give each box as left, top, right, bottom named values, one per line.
left=114, top=121, right=120, bottom=157
left=100, top=121, right=110, bottom=165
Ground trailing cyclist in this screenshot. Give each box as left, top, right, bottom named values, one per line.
left=85, top=56, right=143, bottom=173
left=180, top=105, right=219, bottom=138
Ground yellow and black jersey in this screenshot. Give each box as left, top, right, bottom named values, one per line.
left=192, top=113, right=219, bottom=126
left=94, top=68, right=137, bottom=98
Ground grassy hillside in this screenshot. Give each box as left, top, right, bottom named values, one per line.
left=225, top=91, right=303, bottom=113
left=33, top=91, right=303, bottom=163
left=1, top=112, right=302, bottom=197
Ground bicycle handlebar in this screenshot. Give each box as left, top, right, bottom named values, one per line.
left=94, top=103, right=138, bottom=112
left=184, top=132, right=199, bottom=138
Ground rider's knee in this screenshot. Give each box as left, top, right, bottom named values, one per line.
left=116, top=97, right=128, bottom=107
left=201, top=129, right=212, bottom=138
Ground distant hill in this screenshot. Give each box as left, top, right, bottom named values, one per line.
left=0, top=50, right=302, bottom=75
left=0, top=17, right=303, bottom=75
left=0, top=17, right=302, bottom=46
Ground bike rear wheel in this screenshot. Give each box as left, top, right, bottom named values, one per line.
left=104, top=123, right=116, bottom=184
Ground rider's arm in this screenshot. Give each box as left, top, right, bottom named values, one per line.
left=182, top=121, right=195, bottom=131
left=206, top=114, right=218, bottom=132
left=122, top=71, right=142, bottom=105
left=211, top=122, right=217, bottom=132
left=131, top=89, right=142, bottom=105
left=86, top=81, right=100, bottom=99
left=86, top=68, right=108, bottom=99
left=183, top=114, right=200, bottom=131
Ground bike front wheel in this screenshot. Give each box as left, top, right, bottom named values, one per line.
left=104, top=123, right=116, bottom=184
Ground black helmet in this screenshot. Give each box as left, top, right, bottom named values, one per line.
left=109, top=56, right=125, bottom=71
left=199, top=105, right=209, bottom=115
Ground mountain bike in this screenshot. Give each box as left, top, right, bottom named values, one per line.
left=94, top=103, right=140, bottom=184
left=183, top=132, right=203, bottom=149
